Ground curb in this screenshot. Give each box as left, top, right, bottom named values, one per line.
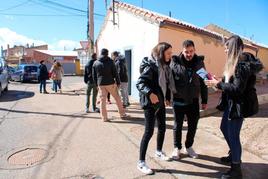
left=131, top=93, right=268, bottom=121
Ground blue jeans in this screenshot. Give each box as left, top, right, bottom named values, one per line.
left=221, top=108, right=244, bottom=163
left=53, top=80, right=61, bottom=92
left=39, top=80, right=46, bottom=93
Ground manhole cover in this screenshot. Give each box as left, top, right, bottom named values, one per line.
left=0, top=145, right=56, bottom=169
left=8, top=148, right=47, bottom=166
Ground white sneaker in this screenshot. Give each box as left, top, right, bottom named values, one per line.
left=155, top=151, right=171, bottom=161
left=171, top=148, right=181, bottom=160
left=184, top=147, right=198, bottom=158
left=137, top=161, right=154, bottom=175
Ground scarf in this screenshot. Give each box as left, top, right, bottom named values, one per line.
left=153, top=56, right=177, bottom=100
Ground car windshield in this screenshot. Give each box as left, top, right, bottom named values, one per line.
left=24, top=66, right=37, bottom=73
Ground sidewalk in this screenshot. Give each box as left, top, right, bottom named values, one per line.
left=76, top=81, right=268, bottom=178
left=0, top=78, right=267, bottom=179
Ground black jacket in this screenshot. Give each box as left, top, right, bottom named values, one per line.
left=216, top=52, right=263, bottom=119
left=170, top=53, right=208, bottom=104
left=84, top=58, right=96, bottom=84
left=38, top=64, right=49, bottom=80
left=136, top=57, right=170, bottom=109
left=92, top=56, right=120, bottom=86
left=115, top=56, right=128, bottom=82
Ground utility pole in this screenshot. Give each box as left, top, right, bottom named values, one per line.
left=112, top=0, right=116, bottom=25
left=105, top=0, right=108, bottom=10
left=88, top=0, right=94, bottom=53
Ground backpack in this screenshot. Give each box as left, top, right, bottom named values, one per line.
left=242, top=88, right=258, bottom=118
left=241, top=52, right=262, bottom=118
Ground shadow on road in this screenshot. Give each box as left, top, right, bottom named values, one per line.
left=0, top=90, right=35, bottom=102
left=156, top=154, right=268, bottom=178
left=0, top=107, right=100, bottom=120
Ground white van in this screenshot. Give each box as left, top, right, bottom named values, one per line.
left=0, top=58, right=8, bottom=96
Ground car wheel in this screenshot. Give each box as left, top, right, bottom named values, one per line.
left=20, top=75, right=25, bottom=83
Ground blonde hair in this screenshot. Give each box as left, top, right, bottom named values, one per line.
left=223, top=35, right=244, bottom=82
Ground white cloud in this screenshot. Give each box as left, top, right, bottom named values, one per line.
left=4, top=15, right=14, bottom=20
left=50, top=40, right=81, bottom=51
left=0, top=27, right=80, bottom=51
left=0, top=27, right=46, bottom=48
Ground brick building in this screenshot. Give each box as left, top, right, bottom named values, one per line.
left=33, top=50, right=78, bottom=74
left=2, top=44, right=48, bottom=65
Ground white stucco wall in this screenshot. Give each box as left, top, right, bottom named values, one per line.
left=97, top=9, right=159, bottom=99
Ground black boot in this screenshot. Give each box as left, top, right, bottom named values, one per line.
left=220, top=153, right=232, bottom=164
left=221, top=163, right=242, bottom=179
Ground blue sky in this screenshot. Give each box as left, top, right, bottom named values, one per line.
left=0, top=0, right=267, bottom=50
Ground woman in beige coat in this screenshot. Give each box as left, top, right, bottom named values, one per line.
left=50, top=62, right=64, bottom=93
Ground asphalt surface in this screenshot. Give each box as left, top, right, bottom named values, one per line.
left=0, top=77, right=267, bottom=179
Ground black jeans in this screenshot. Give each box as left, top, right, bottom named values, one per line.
left=173, top=100, right=200, bottom=149
left=139, top=106, right=166, bottom=161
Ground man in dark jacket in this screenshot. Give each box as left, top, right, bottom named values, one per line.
left=92, top=48, right=128, bottom=122
left=112, top=51, right=130, bottom=108
left=170, top=40, right=208, bottom=159
left=84, top=53, right=99, bottom=113
left=38, top=60, right=49, bottom=94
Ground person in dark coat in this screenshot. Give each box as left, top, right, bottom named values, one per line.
left=92, top=48, right=129, bottom=122
left=38, top=60, right=49, bottom=94
left=205, top=35, right=263, bottom=179
left=170, top=40, right=208, bottom=160
left=136, top=42, right=176, bottom=175
left=112, top=51, right=130, bottom=108
left=84, top=53, right=99, bottom=113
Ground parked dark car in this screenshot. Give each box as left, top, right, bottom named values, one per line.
left=11, top=64, right=39, bottom=82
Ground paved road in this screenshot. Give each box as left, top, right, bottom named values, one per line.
left=0, top=77, right=267, bottom=179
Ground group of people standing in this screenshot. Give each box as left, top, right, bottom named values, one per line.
left=84, top=49, right=130, bottom=121
left=136, top=36, right=263, bottom=179
left=38, top=60, right=64, bottom=94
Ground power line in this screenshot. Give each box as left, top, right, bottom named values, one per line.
left=0, top=0, right=30, bottom=12
left=36, top=0, right=87, bottom=13
left=33, top=0, right=105, bottom=17
left=30, top=0, right=83, bottom=16
left=0, top=1, right=105, bottom=18
left=0, top=13, right=86, bottom=17
left=0, top=12, right=104, bottom=18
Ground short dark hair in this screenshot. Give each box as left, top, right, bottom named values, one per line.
left=101, top=48, right=109, bottom=56
left=182, top=40, right=195, bottom=48
left=112, top=51, right=119, bottom=57
left=91, top=53, right=97, bottom=59
left=40, top=60, right=44, bottom=64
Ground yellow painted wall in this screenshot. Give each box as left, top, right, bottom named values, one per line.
left=257, top=47, right=268, bottom=72
left=159, top=27, right=259, bottom=77
left=159, top=27, right=226, bottom=78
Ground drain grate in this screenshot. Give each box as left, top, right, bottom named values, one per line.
left=8, top=148, right=47, bottom=166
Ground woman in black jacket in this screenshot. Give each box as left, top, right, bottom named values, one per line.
left=205, top=35, right=263, bottom=179
left=136, top=42, right=176, bottom=175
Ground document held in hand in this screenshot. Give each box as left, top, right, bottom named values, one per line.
left=196, top=68, right=213, bottom=80
left=196, top=68, right=217, bottom=91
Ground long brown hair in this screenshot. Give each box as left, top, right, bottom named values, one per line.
left=151, top=42, right=172, bottom=66
left=223, top=35, right=244, bottom=82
